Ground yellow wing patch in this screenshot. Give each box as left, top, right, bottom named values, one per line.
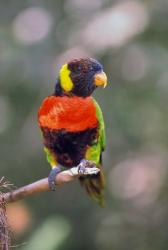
left=44, top=147, right=57, bottom=168
left=60, top=64, right=73, bottom=92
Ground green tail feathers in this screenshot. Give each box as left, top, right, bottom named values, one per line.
left=79, top=166, right=105, bottom=207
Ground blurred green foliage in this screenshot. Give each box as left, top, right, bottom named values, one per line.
left=1, top=0, right=168, bottom=249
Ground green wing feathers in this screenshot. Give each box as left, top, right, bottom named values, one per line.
left=93, top=98, right=106, bottom=151
left=85, top=98, right=106, bottom=164
left=81, top=98, right=106, bottom=206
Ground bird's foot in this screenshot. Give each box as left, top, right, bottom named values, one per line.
left=77, top=159, right=99, bottom=176
left=48, top=166, right=61, bottom=191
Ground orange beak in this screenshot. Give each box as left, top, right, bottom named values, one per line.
left=94, top=71, right=107, bottom=88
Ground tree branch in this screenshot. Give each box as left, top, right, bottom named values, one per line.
left=0, top=164, right=99, bottom=250
left=3, top=163, right=99, bottom=204
left=4, top=169, right=77, bottom=203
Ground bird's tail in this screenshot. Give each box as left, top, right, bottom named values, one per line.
left=79, top=165, right=105, bottom=207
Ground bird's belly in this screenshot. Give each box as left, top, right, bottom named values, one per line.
left=42, top=127, right=98, bottom=167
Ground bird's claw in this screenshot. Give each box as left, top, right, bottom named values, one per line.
left=81, top=167, right=100, bottom=175
left=78, top=164, right=86, bottom=175
left=77, top=159, right=99, bottom=176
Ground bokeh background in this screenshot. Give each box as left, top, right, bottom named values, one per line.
left=1, top=0, right=168, bottom=249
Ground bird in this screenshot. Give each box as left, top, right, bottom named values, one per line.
left=38, top=58, right=107, bottom=206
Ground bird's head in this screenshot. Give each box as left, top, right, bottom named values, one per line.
left=55, top=58, right=107, bottom=97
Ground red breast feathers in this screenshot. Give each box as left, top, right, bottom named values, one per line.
left=38, top=96, right=98, bottom=132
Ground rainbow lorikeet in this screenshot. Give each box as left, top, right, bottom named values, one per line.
left=38, top=58, right=107, bottom=206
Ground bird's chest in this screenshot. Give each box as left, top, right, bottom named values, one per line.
left=39, top=96, right=98, bottom=132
